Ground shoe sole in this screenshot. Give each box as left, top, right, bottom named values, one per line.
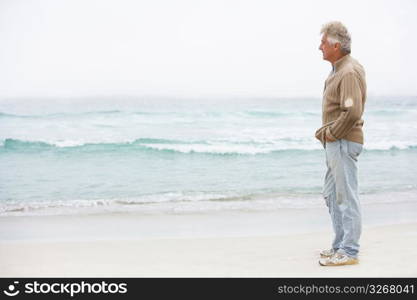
left=319, top=259, right=359, bottom=266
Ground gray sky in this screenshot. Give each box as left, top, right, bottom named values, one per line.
left=0, top=0, right=416, bottom=99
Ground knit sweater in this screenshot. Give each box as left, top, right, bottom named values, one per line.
left=315, top=54, right=367, bottom=145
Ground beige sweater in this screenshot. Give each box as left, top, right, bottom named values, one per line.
left=315, top=54, right=367, bottom=145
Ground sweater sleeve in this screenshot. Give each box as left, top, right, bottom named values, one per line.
left=327, top=73, right=363, bottom=140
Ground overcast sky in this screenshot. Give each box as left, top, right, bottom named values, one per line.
left=0, top=0, right=416, bottom=99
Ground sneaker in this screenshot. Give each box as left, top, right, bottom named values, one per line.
left=319, top=248, right=336, bottom=258
left=319, top=252, right=359, bottom=266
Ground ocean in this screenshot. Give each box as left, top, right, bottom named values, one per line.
left=1, top=96, right=416, bottom=216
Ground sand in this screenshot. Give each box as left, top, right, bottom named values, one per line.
left=1, top=203, right=417, bottom=277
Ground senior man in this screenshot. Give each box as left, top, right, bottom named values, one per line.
left=315, top=21, right=367, bottom=266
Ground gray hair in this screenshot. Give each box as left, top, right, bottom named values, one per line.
left=320, top=21, right=351, bottom=54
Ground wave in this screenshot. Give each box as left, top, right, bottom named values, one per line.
left=0, top=191, right=254, bottom=216
left=0, top=190, right=332, bottom=216
left=0, top=109, right=320, bottom=120
left=2, top=189, right=417, bottom=217
left=2, top=108, right=416, bottom=120
left=1, top=138, right=417, bottom=155
left=0, top=138, right=315, bottom=155
left=0, top=110, right=124, bottom=119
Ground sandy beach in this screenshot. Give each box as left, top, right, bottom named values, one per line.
left=1, top=201, right=417, bottom=277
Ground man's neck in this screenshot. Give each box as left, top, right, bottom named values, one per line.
left=330, top=53, right=346, bottom=66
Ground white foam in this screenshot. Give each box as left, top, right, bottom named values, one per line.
left=3, top=190, right=417, bottom=217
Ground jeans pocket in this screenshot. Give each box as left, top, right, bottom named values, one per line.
left=347, top=141, right=363, bottom=160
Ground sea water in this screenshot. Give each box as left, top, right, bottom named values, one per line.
left=1, top=96, right=416, bottom=216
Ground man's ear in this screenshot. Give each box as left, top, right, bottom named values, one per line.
left=333, top=42, right=341, bottom=51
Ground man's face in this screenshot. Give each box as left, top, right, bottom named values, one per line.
left=319, top=34, right=337, bottom=62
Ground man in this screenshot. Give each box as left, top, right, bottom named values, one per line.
left=315, top=21, right=367, bottom=266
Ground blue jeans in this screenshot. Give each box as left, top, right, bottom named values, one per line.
left=323, top=139, right=363, bottom=258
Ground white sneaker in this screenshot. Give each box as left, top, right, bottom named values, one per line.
left=319, top=252, right=359, bottom=266
left=319, top=248, right=336, bottom=258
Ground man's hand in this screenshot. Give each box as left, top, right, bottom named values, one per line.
left=324, top=132, right=330, bottom=142
left=325, top=127, right=337, bottom=142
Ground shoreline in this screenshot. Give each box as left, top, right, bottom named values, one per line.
left=1, top=200, right=417, bottom=242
